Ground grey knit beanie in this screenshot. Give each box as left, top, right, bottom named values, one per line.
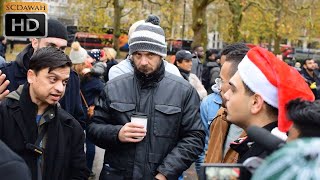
left=129, top=22, right=167, bottom=58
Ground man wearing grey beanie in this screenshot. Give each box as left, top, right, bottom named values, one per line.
left=88, top=21, right=205, bottom=180
left=0, top=19, right=85, bottom=126
left=108, top=15, right=181, bottom=80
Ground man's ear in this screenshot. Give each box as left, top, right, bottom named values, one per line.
left=250, top=94, right=264, bottom=114
left=27, top=70, right=36, bottom=84
left=30, top=38, right=39, bottom=51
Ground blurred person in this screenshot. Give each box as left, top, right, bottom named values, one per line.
left=102, top=47, right=118, bottom=82
left=294, top=61, right=301, bottom=72
left=286, top=98, right=320, bottom=141
left=82, top=49, right=106, bottom=78
left=0, top=56, right=5, bottom=66
left=202, top=49, right=220, bottom=93
left=0, top=36, right=7, bottom=59
left=0, top=47, right=89, bottom=180
left=191, top=45, right=205, bottom=80
left=0, top=19, right=85, bottom=125
left=300, top=58, right=320, bottom=99
left=252, top=138, right=320, bottom=180
left=174, top=50, right=207, bottom=100
left=108, top=15, right=181, bottom=80
left=87, top=21, right=205, bottom=180
left=205, top=43, right=249, bottom=164
left=224, top=47, right=314, bottom=178
left=0, top=140, right=31, bottom=180
left=70, top=42, right=105, bottom=178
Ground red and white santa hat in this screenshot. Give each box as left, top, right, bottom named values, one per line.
left=238, top=47, right=315, bottom=132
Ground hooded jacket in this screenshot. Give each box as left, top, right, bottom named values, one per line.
left=0, top=44, right=85, bottom=125
left=0, top=84, right=89, bottom=180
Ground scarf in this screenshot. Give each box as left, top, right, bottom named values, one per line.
left=134, top=61, right=165, bottom=89
left=178, top=67, right=190, bottom=81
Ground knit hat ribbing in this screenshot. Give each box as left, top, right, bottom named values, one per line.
left=129, top=22, right=167, bottom=58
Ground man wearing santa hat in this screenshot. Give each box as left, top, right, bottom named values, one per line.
left=223, top=47, right=314, bottom=177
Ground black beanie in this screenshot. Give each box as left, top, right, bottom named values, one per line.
left=47, top=19, right=68, bottom=40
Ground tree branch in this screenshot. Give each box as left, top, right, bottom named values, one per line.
left=121, top=7, right=135, bottom=17
left=147, top=0, right=164, bottom=6
left=97, top=0, right=112, bottom=9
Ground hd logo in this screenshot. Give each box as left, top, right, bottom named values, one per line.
left=4, top=2, right=48, bottom=38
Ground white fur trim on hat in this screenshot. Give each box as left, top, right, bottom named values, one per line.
left=238, top=55, right=278, bottom=108
left=271, top=127, right=288, bottom=141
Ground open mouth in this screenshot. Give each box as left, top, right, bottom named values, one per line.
left=50, top=94, right=61, bottom=100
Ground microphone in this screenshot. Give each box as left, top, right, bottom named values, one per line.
left=243, top=157, right=264, bottom=174
left=247, top=126, right=286, bottom=153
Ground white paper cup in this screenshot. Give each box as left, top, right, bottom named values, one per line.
left=131, top=116, right=147, bottom=130
left=131, top=115, right=147, bottom=139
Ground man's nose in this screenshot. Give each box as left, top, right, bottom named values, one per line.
left=140, top=56, right=149, bottom=65
left=55, top=81, right=64, bottom=93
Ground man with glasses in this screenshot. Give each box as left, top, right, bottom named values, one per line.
left=205, top=43, right=249, bottom=163
left=0, top=19, right=84, bottom=125
left=87, top=22, right=205, bottom=180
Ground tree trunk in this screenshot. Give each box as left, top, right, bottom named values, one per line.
left=227, top=0, right=243, bottom=42
left=113, top=0, right=123, bottom=58
left=192, top=0, right=210, bottom=49
left=0, top=2, right=4, bottom=35
left=273, top=0, right=282, bottom=55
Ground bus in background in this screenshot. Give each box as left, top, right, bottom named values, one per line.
left=73, top=32, right=129, bottom=51
left=68, top=26, right=129, bottom=51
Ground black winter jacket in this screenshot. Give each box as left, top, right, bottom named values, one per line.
left=87, top=70, right=205, bottom=180
left=0, top=85, right=90, bottom=180
left=0, top=44, right=85, bottom=125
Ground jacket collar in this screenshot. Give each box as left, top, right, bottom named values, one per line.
left=14, top=44, right=34, bottom=78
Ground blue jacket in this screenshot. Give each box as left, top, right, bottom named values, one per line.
left=200, top=91, right=222, bottom=151
left=0, top=44, right=85, bottom=126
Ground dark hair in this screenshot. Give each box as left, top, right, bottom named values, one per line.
left=225, top=49, right=248, bottom=77
left=243, top=81, right=278, bottom=118
left=29, top=46, right=72, bottom=74
left=286, top=98, right=320, bottom=137
left=221, top=43, right=249, bottom=56
left=206, top=49, right=220, bottom=60
left=0, top=36, right=5, bottom=42
left=302, top=58, right=313, bottom=66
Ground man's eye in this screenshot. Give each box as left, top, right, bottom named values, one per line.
left=62, top=80, right=68, bottom=86
left=49, top=77, right=57, bottom=83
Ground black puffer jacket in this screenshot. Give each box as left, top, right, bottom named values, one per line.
left=88, top=69, right=205, bottom=180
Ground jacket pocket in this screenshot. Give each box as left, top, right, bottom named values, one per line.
left=110, top=102, right=135, bottom=112
left=153, top=105, right=181, bottom=138
left=109, top=102, right=136, bottom=122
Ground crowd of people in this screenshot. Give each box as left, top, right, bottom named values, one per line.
left=0, top=14, right=319, bottom=180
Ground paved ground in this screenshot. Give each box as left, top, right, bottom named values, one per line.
left=90, top=146, right=198, bottom=180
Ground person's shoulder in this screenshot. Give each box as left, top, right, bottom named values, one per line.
left=189, top=73, right=199, bottom=80
left=164, top=72, right=192, bottom=88
left=0, top=61, right=15, bottom=71
left=108, top=72, right=133, bottom=84
left=202, top=92, right=222, bottom=105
